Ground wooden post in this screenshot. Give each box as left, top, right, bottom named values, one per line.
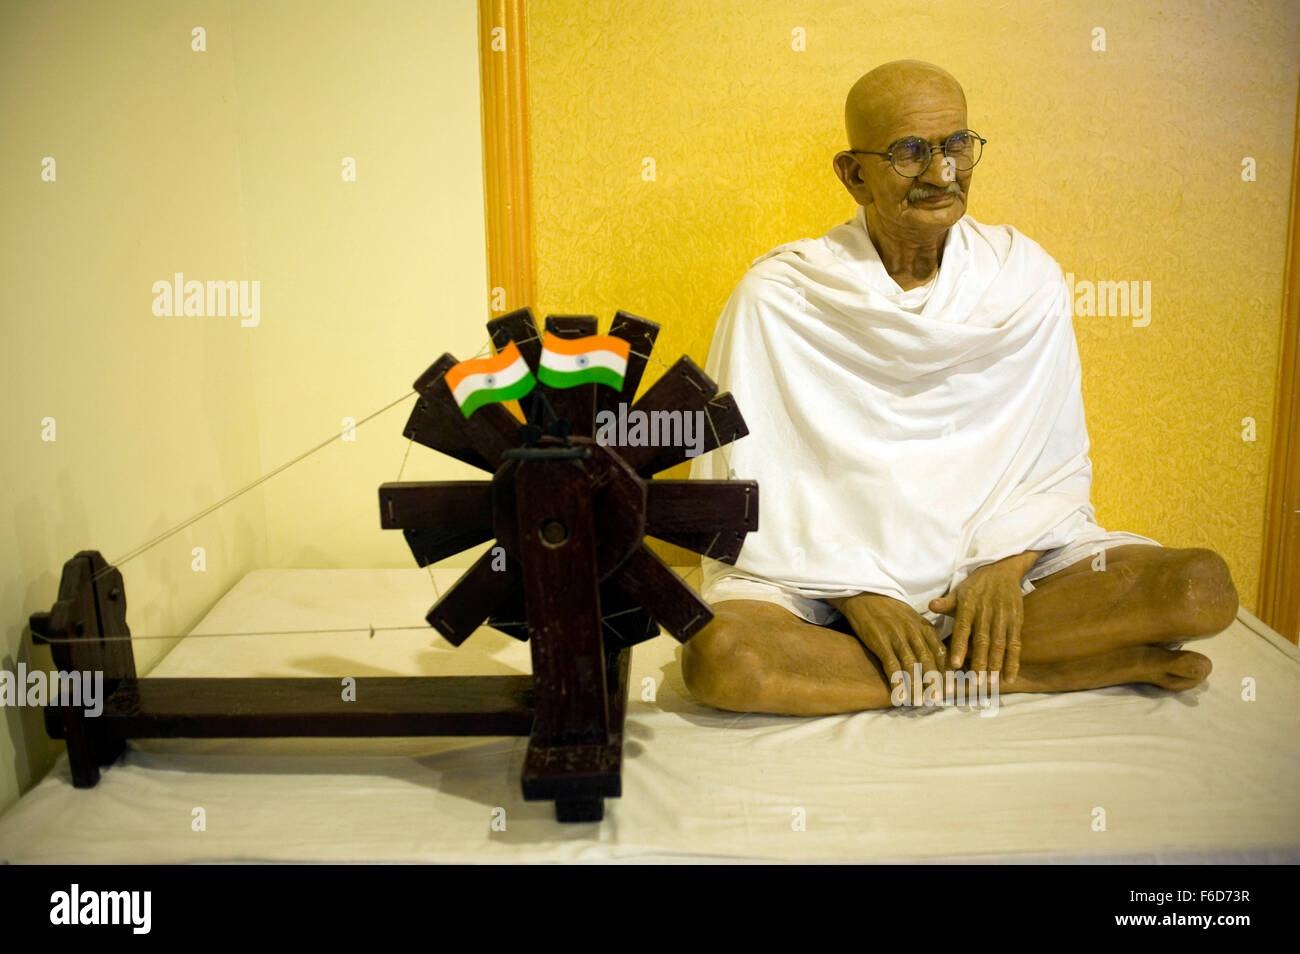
left=1260, top=76, right=1300, bottom=645
left=478, top=0, right=534, bottom=314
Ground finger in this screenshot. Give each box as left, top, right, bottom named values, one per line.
left=909, top=627, right=936, bottom=678
left=1005, top=603, right=1024, bottom=683
left=930, top=595, right=955, bottom=616
left=971, top=605, right=990, bottom=672
left=867, top=630, right=903, bottom=685
left=923, top=621, right=948, bottom=670
left=895, top=630, right=920, bottom=683
left=989, top=601, right=1007, bottom=674
left=950, top=601, right=974, bottom=668
left=882, top=648, right=906, bottom=689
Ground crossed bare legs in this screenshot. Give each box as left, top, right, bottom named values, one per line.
left=681, top=545, right=1240, bottom=716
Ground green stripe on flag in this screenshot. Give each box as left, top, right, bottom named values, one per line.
left=537, top=365, right=624, bottom=391
left=460, top=371, right=536, bottom=418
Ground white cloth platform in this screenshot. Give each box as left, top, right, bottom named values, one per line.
left=1, top=567, right=1297, bottom=863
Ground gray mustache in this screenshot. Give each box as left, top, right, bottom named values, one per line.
left=907, top=182, right=963, bottom=202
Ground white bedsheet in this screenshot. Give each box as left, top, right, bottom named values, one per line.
left=2, top=567, right=1297, bottom=863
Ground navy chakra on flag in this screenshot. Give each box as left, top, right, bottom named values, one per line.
left=444, top=341, right=536, bottom=418
left=537, top=332, right=630, bottom=391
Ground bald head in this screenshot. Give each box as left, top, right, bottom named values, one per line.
left=845, top=60, right=966, bottom=150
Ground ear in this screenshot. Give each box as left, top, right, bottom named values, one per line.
left=832, top=151, right=870, bottom=204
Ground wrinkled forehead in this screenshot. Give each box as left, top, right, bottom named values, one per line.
left=873, top=86, right=968, bottom=146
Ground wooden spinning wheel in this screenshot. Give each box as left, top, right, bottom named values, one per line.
left=28, top=307, right=758, bottom=823
left=381, top=307, right=755, bottom=819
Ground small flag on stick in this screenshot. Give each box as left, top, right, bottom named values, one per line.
left=444, top=341, right=537, bottom=418
left=537, top=332, right=630, bottom=391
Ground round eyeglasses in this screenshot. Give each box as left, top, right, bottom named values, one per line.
left=850, top=129, right=986, bottom=178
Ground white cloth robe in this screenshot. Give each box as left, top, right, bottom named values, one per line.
left=689, top=207, right=1157, bottom=638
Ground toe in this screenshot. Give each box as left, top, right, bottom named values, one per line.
left=1164, top=649, right=1211, bottom=688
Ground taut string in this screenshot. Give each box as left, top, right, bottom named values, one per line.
left=92, top=389, right=417, bottom=583
left=36, top=604, right=676, bottom=645
left=90, top=338, right=501, bottom=585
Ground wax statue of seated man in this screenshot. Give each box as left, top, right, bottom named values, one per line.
left=682, top=60, right=1239, bottom=715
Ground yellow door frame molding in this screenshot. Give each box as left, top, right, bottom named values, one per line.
left=1260, top=71, right=1300, bottom=645
left=478, top=0, right=534, bottom=315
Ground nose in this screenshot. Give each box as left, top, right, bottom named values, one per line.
left=918, top=147, right=956, bottom=188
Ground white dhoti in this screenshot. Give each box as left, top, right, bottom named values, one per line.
left=689, top=207, right=1158, bottom=639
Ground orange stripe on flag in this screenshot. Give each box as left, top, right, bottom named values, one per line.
left=443, top=341, right=524, bottom=393
left=542, top=333, right=631, bottom=359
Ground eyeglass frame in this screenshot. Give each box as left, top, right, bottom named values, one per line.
left=847, top=129, right=987, bottom=178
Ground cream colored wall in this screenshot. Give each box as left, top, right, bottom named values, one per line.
left=528, top=0, right=1299, bottom=604
left=233, top=2, right=493, bottom=569
left=0, top=1, right=488, bottom=815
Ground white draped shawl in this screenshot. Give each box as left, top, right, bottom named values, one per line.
left=690, top=208, right=1128, bottom=635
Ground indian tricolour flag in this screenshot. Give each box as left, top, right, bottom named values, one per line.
left=537, top=332, right=630, bottom=391
left=444, top=341, right=536, bottom=418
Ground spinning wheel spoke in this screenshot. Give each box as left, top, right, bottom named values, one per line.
left=484, top=616, right=529, bottom=642
left=541, top=315, right=599, bottom=437
left=486, top=575, right=529, bottom=642
left=613, top=356, right=749, bottom=476
left=426, top=549, right=523, bottom=646
left=487, top=307, right=544, bottom=368
left=596, top=311, right=659, bottom=417
left=378, top=480, right=495, bottom=565
left=645, top=479, right=758, bottom=564
left=633, top=391, right=748, bottom=477
left=405, top=354, right=521, bottom=472
left=608, top=543, right=714, bottom=642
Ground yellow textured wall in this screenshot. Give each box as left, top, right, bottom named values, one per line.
left=528, top=0, right=1300, bottom=609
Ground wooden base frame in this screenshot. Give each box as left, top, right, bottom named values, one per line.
left=31, top=549, right=629, bottom=823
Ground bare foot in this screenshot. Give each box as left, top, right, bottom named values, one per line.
left=999, top=645, right=1211, bottom=694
